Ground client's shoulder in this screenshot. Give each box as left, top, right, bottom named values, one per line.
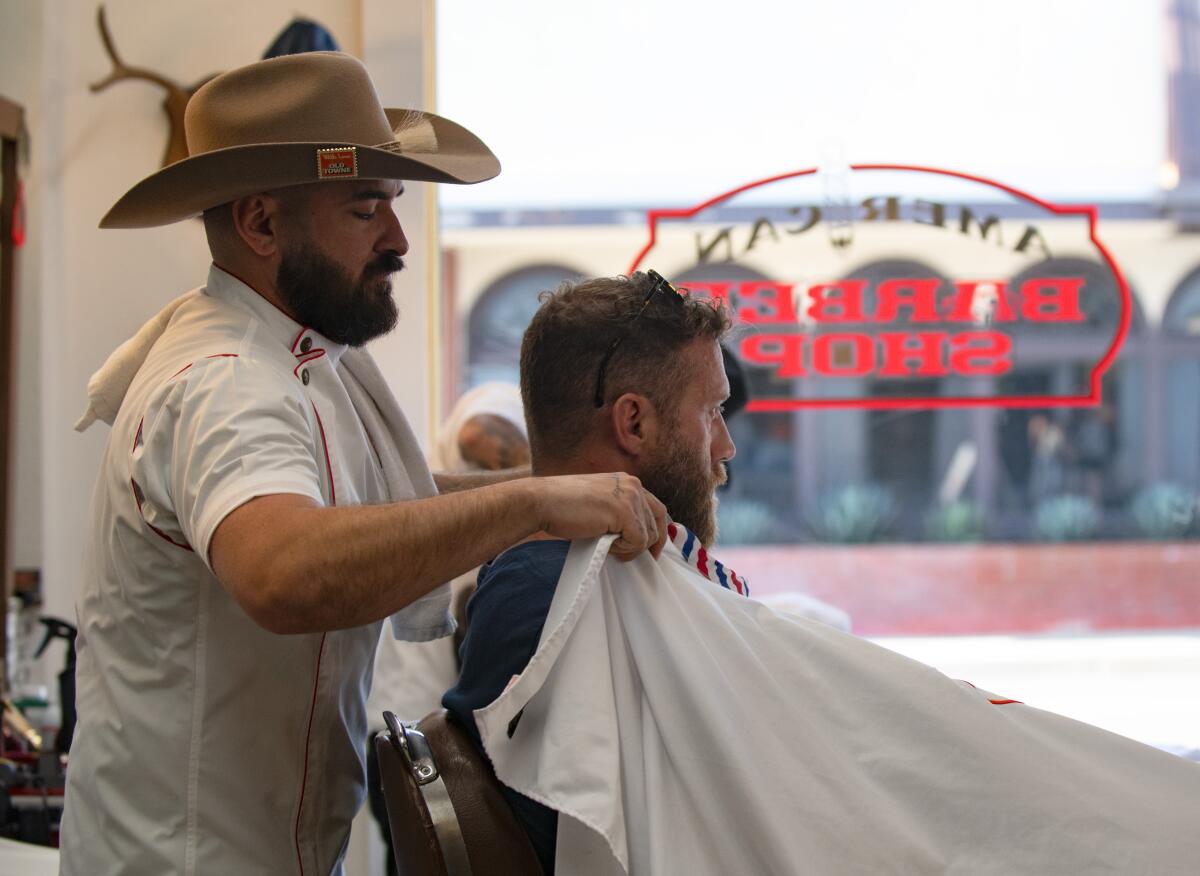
left=478, top=538, right=571, bottom=591
left=460, top=539, right=571, bottom=657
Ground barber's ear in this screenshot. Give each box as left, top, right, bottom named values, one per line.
left=231, top=194, right=282, bottom=258
left=610, top=393, right=660, bottom=457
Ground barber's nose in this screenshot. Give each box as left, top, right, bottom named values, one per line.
left=380, top=204, right=409, bottom=257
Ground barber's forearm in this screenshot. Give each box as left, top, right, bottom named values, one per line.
left=433, top=465, right=531, bottom=493
left=214, top=480, right=542, bottom=634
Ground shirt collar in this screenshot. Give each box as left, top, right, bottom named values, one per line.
left=204, top=263, right=348, bottom=365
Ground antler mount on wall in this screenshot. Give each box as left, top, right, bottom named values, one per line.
left=90, top=4, right=219, bottom=168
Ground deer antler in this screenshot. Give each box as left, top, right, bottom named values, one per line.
left=90, top=4, right=219, bottom=168
left=90, top=5, right=181, bottom=96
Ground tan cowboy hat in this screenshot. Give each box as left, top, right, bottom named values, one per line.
left=100, top=51, right=500, bottom=228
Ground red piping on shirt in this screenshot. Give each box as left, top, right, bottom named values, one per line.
left=293, top=350, right=326, bottom=378
left=128, top=415, right=193, bottom=552
left=294, top=632, right=327, bottom=876
left=310, top=401, right=336, bottom=506
left=290, top=327, right=306, bottom=353
left=167, top=353, right=238, bottom=381
left=130, top=354, right=240, bottom=549
left=294, top=403, right=334, bottom=875
left=129, top=478, right=193, bottom=552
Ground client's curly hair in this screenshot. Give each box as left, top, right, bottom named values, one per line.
left=520, top=272, right=731, bottom=465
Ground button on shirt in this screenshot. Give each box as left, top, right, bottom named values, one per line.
left=61, top=266, right=431, bottom=876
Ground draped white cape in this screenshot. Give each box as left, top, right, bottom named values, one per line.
left=477, top=535, right=1200, bottom=875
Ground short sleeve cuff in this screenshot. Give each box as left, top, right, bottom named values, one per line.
left=194, top=476, right=325, bottom=572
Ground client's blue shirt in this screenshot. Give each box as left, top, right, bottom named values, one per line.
left=442, top=539, right=570, bottom=876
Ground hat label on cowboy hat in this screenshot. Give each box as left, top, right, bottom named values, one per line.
left=316, top=146, right=358, bottom=179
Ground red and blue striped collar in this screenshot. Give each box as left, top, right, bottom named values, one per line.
left=666, top=523, right=750, bottom=597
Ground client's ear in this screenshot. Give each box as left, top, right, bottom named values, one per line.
left=610, top=392, right=659, bottom=458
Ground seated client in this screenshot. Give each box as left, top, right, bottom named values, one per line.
left=442, top=270, right=732, bottom=873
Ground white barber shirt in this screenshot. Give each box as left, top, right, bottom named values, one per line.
left=61, top=266, right=449, bottom=876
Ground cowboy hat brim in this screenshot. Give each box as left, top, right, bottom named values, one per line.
left=100, top=109, right=500, bottom=229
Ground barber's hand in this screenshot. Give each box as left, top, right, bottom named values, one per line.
left=533, top=473, right=668, bottom=561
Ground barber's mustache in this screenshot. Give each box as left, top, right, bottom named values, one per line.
left=366, top=252, right=405, bottom=277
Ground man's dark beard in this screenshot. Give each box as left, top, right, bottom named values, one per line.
left=639, top=426, right=726, bottom=546
left=276, top=244, right=403, bottom=346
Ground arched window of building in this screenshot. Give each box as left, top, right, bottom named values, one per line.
left=1164, top=265, right=1200, bottom=338
left=466, top=263, right=585, bottom=389
left=1007, top=257, right=1144, bottom=336
left=1163, top=267, right=1200, bottom=488
left=821, top=259, right=958, bottom=540
left=996, top=259, right=1146, bottom=531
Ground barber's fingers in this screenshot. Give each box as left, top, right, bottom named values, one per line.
left=609, top=477, right=665, bottom=562
left=608, top=510, right=647, bottom=561
left=534, top=473, right=638, bottom=546
left=646, top=491, right=669, bottom=560
left=534, top=472, right=664, bottom=560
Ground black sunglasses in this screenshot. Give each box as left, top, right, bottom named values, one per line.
left=592, top=270, right=685, bottom=408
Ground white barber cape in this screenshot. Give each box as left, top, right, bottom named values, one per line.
left=477, top=535, right=1200, bottom=875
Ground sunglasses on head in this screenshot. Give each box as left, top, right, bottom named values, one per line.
left=593, top=270, right=685, bottom=408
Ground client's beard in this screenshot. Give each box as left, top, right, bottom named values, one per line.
left=639, top=429, right=727, bottom=546
left=276, top=244, right=402, bottom=346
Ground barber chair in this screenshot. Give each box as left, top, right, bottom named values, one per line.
left=374, top=709, right=544, bottom=876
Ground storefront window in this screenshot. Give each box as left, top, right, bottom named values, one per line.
left=436, top=1, right=1200, bottom=754
left=465, top=264, right=584, bottom=388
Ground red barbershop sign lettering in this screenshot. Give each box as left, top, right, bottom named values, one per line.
left=629, top=164, right=1131, bottom=410
left=685, top=276, right=1085, bottom=379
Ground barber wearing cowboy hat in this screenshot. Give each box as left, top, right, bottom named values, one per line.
left=61, top=52, right=667, bottom=876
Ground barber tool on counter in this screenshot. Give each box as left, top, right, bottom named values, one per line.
left=34, top=618, right=77, bottom=756
left=0, top=616, right=76, bottom=847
